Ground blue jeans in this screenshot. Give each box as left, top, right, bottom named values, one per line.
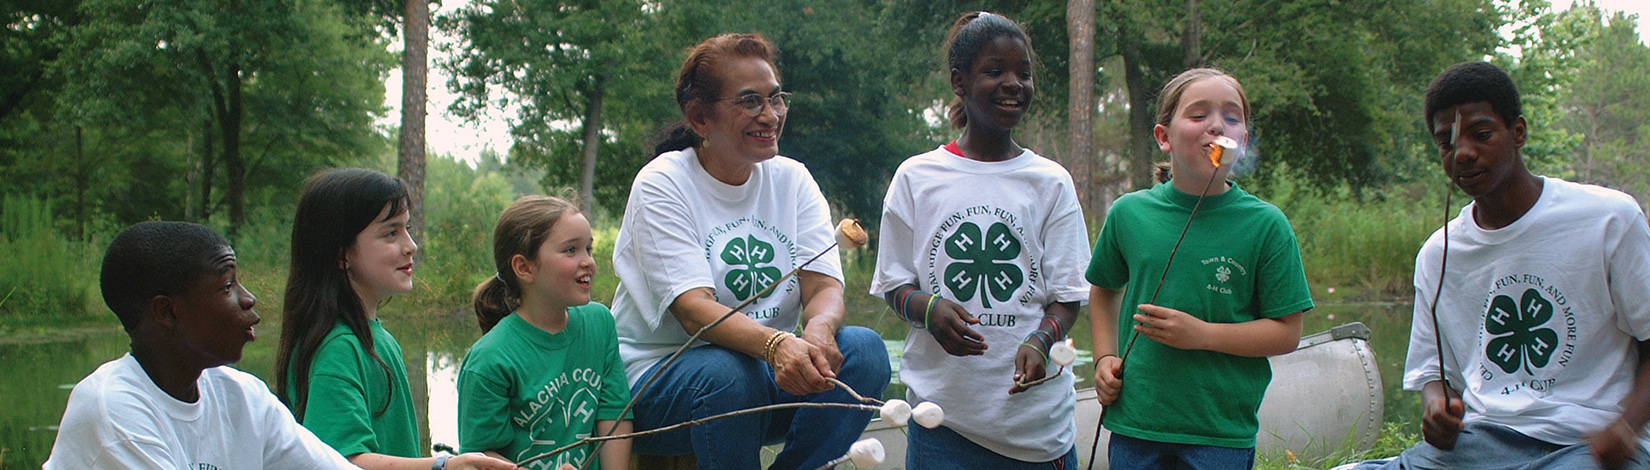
left=1108, top=433, right=1256, bottom=470
left=906, top=423, right=1078, bottom=470
left=1348, top=421, right=1650, bottom=470
left=630, top=326, right=890, bottom=470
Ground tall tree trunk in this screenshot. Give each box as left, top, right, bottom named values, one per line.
left=200, top=118, right=216, bottom=221
left=407, top=348, right=430, bottom=455
left=578, top=75, right=605, bottom=216
left=1121, top=22, right=1157, bottom=192
left=186, top=129, right=197, bottom=222
left=1067, top=0, right=1097, bottom=215
left=222, top=64, right=245, bottom=235
left=1183, top=0, right=1202, bottom=69
left=398, top=0, right=430, bottom=245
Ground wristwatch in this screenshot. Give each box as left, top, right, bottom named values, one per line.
left=431, top=454, right=451, bottom=470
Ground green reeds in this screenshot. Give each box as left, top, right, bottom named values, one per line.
left=0, top=195, right=99, bottom=321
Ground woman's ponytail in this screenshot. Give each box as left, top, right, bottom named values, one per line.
left=653, top=122, right=701, bottom=157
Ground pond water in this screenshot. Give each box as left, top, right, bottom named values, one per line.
left=0, top=302, right=1414, bottom=469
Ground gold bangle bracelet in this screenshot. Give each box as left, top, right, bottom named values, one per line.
left=763, top=331, right=793, bottom=364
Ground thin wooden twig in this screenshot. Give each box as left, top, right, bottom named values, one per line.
left=521, top=402, right=881, bottom=464
left=810, top=455, right=854, bottom=470
left=825, top=377, right=883, bottom=405
left=547, top=243, right=841, bottom=470
left=1013, top=365, right=1066, bottom=389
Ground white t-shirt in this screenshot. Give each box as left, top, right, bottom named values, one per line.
left=613, top=148, right=845, bottom=385
left=1406, top=176, right=1650, bottom=445
left=44, top=354, right=360, bottom=470
left=869, top=145, right=1091, bottom=461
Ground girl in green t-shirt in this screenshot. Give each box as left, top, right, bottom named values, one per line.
left=1087, top=69, right=1315, bottom=469
left=459, top=196, right=633, bottom=470
left=274, top=168, right=515, bottom=470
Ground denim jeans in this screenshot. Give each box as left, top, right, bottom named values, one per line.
left=905, top=423, right=1078, bottom=470
left=1108, top=432, right=1256, bottom=470
left=1347, top=421, right=1650, bottom=470
left=629, top=326, right=890, bottom=470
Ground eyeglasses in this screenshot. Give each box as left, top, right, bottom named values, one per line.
left=716, top=91, right=791, bottom=117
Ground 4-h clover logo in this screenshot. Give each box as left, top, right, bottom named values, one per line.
left=1484, top=288, right=1559, bottom=375
left=1215, top=265, right=1232, bottom=283
left=721, top=234, right=782, bottom=301
left=943, top=222, right=1023, bottom=308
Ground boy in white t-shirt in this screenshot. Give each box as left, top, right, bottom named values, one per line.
left=44, top=221, right=361, bottom=470
left=1347, top=62, right=1650, bottom=470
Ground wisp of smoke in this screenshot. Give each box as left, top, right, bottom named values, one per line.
left=1226, top=135, right=1262, bottom=178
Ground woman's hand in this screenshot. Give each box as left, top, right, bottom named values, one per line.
left=770, top=334, right=835, bottom=395
left=801, top=324, right=844, bottom=372
left=1094, top=355, right=1123, bottom=405
left=1133, top=304, right=1211, bottom=350
left=1008, top=344, right=1047, bottom=395
left=449, top=452, right=518, bottom=470
left=928, top=297, right=987, bottom=356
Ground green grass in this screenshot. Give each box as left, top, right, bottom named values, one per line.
left=1256, top=421, right=1419, bottom=470
left=0, top=195, right=102, bottom=326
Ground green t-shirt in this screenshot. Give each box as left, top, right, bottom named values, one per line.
left=457, top=303, right=632, bottom=468
left=287, top=319, right=421, bottom=458
left=1087, top=182, right=1314, bottom=448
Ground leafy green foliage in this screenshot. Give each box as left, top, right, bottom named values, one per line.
left=11, top=0, right=391, bottom=233
left=1555, top=7, right=1650, bottom=207
left=440, top=0, right=673, bottom=217
left=1256, top=172, right=1442, bottom=301
left=407, top=153, right=522, bottom=310
left=443, top=0, right=939, bottom=222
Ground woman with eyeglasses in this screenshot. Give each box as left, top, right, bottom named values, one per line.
left=609, top=33, right=891, bottom=470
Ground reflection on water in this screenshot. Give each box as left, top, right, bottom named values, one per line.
left=0, top=301, right=1414, bottom=469
left=428, top=352, right=463, bottom=452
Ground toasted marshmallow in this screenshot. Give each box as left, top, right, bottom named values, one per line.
left=835, top=218, right=869, bottom=249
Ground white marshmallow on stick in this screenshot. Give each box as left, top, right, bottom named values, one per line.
left=1049, top=342, right=1077, bottom=368
left=912, top=402, right=945, bottom=429
left=847, top=438, right=886, bottom=467
left=879, top=399, right=912, bottom=426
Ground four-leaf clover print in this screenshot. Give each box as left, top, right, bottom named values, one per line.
left=1484, top=288, right=1559, bottom=375
left=943, top=222, right=1023, bottom=308
left=721, top=234, right=782, bottom=301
